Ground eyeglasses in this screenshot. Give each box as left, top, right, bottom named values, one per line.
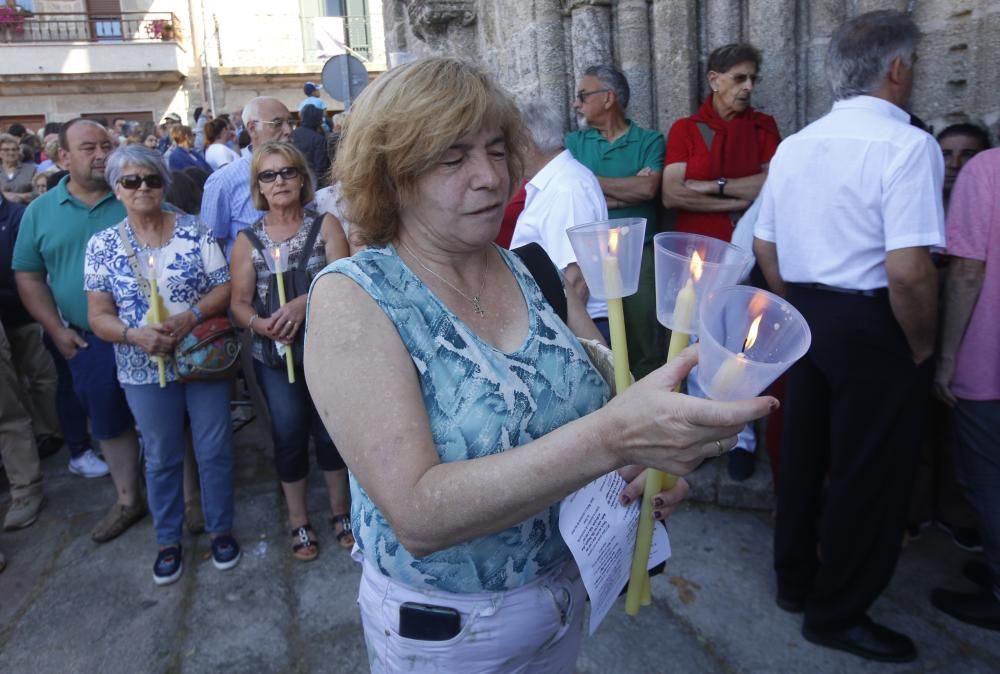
left=257, top=166, right=300, bottom=183
left=576, top=88, right=611, bottom=103
left=118, top=174, right=164, bottom=190
left=255, top=118, right=293, bottom=129
left=721, top=73, right=761, bottom=85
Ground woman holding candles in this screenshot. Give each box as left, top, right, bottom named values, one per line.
left=229, top=142, right=353, bottom=561
left=304, top=57, right=777, bottom=673
left=84, top=145, right=240, bottom=586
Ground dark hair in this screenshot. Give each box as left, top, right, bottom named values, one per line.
left=937, top=123, right=992, bottom=149
left=707, top=43, right=762, bottom=75
left=7, top=123, right=26, bottom=138
left=58, top=118, right=107, bottom=150
left=237, top=129, right=251, bottom=150
left=300, top=104, right=324, bottom=131
left=182, top=166, right=210, bottom=192
left=165, top=170, right=201, bottom=215
left=583, top=64, right=630, bottom=110
left=46, top=169, right=69, bottom=190
left=43, top=122, right=62, bottom=137
left=204, top=118, right=229, bottom=144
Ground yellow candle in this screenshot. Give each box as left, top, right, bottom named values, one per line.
left=707, top=315, right=761, bottom=400
left=602, top=230, right=631, bottom=396
left=273, top=248, right=296, bottom=384
left=148, top=255, right=167, bottom=388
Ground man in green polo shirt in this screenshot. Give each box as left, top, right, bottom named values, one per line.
left=13, top=119, right=147, bottom=542
left=566, top=64, right=666, bottom=379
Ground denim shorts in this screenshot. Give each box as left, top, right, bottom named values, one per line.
left=65, top=330, right=133, bottom=440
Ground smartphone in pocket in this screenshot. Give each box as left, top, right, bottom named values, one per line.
left=398, top=602, right=462, bottom=641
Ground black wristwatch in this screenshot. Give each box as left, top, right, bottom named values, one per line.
left=717, top=176, right=728, bottom=196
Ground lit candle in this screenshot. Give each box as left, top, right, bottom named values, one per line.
left=625, top=251, right=703, bottom=615
left=602, top=228, right=631, bottom=396
left=708, top=314, right=762, bottom=399
left=147, top=255, right=167, bottom=388
left=272, top=247, right=296, bottom=384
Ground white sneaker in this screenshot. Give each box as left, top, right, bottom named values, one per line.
left=68, top=449, right=110, bottom=478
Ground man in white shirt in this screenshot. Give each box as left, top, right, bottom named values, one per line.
left=510, top=101, right=609, bottom=341
left=754, top=10, right=943, bottom=663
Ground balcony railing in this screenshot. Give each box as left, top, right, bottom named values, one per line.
left=0, top=12, right=181, bottom=44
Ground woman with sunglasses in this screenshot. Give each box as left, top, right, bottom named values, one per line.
left=84, top=145, right=241, bottom=585
left=660, top=43, right=782, bottom=482
left=229, top=142, right=352, bottom=561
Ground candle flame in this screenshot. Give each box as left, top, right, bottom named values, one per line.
left=272, top=247, right=281, bottom=260
left=608, top=228, right=620, bottom=255
left=744, top=314, right=762, bottom=352
left=690, top=250, right=703, bottom=281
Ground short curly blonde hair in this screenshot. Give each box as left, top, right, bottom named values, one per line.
left=249, top=141, right=315, bottom=211
left=334, top=57, right=527, bottom=247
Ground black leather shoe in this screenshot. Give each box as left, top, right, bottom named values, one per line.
left=963, top=560, right=992, bottom=591
left=931, top=588, right=1000, bottom=631
left=802, top=617, right=917, bottom=663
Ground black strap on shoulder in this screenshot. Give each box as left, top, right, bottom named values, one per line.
left=240, top=227, right=266, bottom=254
left=512, top=243, right=567, bottom=323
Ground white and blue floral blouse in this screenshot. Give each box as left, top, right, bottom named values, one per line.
left=84, top=213, right=230, bottom=386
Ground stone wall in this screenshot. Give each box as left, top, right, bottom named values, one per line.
left=383, top=0, right=1000, bottom=140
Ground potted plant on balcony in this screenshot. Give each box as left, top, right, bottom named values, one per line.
left=0, top=4, right=29, bottom=42
left=147, top=18, right=177, bottom=41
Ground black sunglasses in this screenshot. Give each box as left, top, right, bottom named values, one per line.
left=118, top=174, right=164, bottom=190
left=257, top=166, right=300, bottom=183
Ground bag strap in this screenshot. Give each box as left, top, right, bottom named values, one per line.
left=512, top=243, right=567, bottom=323
left=117, top=221, right=152, bottom=299
left=241, top=227, right=266, bottom=255
left=293, top=210, right=324, bottom=272
left=696, top=122, right=715, bottom=151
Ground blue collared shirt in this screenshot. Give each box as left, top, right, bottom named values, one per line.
left=200, top=153, right=263, bottom=258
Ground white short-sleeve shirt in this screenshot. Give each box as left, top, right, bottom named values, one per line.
left=510, top=150, right=609, bottom=319
left=754, top=96, right=945, bottom=289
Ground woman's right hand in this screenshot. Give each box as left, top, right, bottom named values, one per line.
left=601, top=345, right=778, bottom=476
left=130, top=325, right=177, bottom=358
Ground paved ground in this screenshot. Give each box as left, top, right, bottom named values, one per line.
left=1, top=419, right=997, bottom=674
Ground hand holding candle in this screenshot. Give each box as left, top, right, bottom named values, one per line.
left=271, top=246, right=296, bottom=384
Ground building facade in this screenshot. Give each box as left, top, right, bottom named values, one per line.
left=383, top=0, right=1000, bottom=141
left=0, top=0, right=387, bottom=128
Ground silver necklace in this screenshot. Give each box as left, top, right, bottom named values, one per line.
left=399, top=240, right=489, bottom=318
left=126, top=218, right=166, bottom=250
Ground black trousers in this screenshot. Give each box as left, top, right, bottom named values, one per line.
left=773, top=286, right=932, bottom=632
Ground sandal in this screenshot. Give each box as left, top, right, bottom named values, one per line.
left=291, top=524, right=319, bottom=561
left=331, top=514, right=355, bottom=549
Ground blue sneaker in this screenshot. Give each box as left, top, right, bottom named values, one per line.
left=153, top=545, right=183, bottom=586
left=211, top=534, right=241, bottom=571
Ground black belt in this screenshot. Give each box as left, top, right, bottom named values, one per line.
left=787, top=283, right=888, bottom=299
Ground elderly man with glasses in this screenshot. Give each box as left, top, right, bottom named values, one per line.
left=200, top=96, right=294, bottom=258
left=566, top=64, right=665, bottom=380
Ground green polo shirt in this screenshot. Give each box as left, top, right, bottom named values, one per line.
left=12, top=175, right=125, bottom=331
left=565, top=120, right=665, bottom=242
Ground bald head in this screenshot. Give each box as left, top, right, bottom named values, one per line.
left=243, top=97, right=292, bottom=146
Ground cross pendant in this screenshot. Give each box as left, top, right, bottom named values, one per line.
left=472, top=298, right=486, bottom=318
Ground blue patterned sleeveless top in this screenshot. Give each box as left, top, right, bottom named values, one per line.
left=313, top=243, right=610, bottom=593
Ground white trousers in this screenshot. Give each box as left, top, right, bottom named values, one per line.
left=356, top=555, right=586, bottom=673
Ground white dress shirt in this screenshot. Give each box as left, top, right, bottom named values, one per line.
left=510, top=149, right=609, bottom=318
left=754, top=96, right=944, bottom=289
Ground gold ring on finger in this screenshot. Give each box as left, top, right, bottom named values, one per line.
left=715, top=439, right=725, bottom=457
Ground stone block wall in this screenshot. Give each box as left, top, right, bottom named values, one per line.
left=383, top=0, right=1000, bottom=141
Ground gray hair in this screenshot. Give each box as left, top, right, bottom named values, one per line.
left=584, top=64, right=630, bottom=110
left=242, top=96, right=281, bottom=124
left=105, top=145, right=172, bottom=193
left=519, top=101, right=565, bottom=153
left=826, top=10, right=919, bottom=101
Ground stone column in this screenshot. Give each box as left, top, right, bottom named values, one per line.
left=704, top=0, right=743, bottom=50
left=804, top=0, right=845, bottom=123
left=568, top=0, right=613, bottom=84
left=853, top=0, right=908, bottom=14
left=616, top=0, right=654, bottom=127
left=748, top=0, right=798, bottom=136
left=534, top=0, right=570, bottom=126
left=651, top=0, right=699, bottom=132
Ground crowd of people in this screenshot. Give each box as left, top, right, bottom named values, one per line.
left=0, top=8, right=996, bottom=672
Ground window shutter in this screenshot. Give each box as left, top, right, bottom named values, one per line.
left=87, top=0, right=122, bottom=17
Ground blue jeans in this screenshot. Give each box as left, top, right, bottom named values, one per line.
left=254, top=360, right=345, bottom=483
left=952, top=399, right=1000, bottom=598
left=123, top=380, right=234, bottom=545
left=43, top=332, right=103, bottom=455
left=63, top=331, right=133, bottom=441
